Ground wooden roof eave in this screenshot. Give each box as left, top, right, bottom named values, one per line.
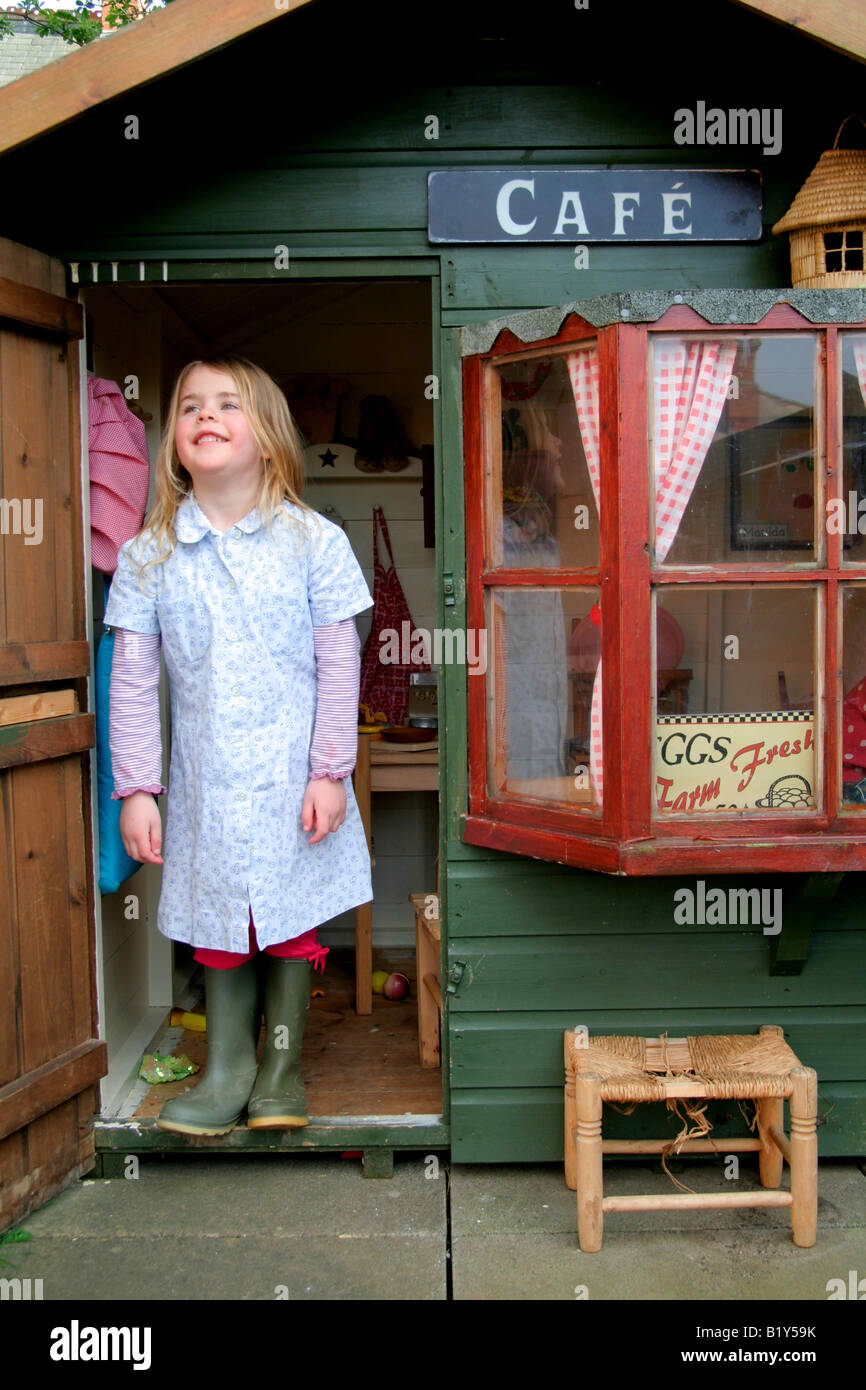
left=0, top=0, right=864, bottom=161
left=0, top=0, right=318, bottom=157
left=727, top=0, right=866, bottom=65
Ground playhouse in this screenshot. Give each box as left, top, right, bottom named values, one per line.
left=1, top=0, right=865, bottom=1229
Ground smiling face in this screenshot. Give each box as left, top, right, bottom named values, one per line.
left=174, top=364, right=264, bottom=490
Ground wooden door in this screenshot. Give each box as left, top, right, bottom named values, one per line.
left=0, top=236, right=106, bottom=1232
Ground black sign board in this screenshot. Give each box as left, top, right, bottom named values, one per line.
left=428, top=169, right=763, bottom=243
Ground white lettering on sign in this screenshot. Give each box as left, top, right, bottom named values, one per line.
left=495, top=179, right=537, bottom=236
left=612, top=192, right=640, bottom=235
left=493, top=178, right=697, bottom=238
left=553, top=192, right=589, bottom=236
left=662, top=187, right=692, bottom=235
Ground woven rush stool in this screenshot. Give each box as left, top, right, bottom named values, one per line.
left=563, top=1025, right=817, bottom=1253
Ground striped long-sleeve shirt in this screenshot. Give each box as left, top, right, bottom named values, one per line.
left=108, top=618, right=361, bottom=798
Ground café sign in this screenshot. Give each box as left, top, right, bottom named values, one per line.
left=427, top=169, right=763, bottom=243
left=655, top=711, right=815, bottom=813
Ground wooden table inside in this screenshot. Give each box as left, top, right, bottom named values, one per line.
left=351, top=731, right=439, bottom=1014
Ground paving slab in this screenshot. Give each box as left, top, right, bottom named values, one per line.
left=20, top=1153, right=445, bottom=1239
left=1, top=1234, right=446, bottom=1301
left=3, top=1154, right=447, bottom=1300
left=450, top=1160, right=866, bottom=1300
left=450, top=1229, right=866, bottom=1301
left=451, top=1158, right=866, bottom=1234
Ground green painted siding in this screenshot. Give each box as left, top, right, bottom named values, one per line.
left=446, top=862, right=866, bottom=1158
left=4, top=0, right=866, bottom=1158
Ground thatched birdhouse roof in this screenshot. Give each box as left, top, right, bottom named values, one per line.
left=773, top=119, right=866, bottom=235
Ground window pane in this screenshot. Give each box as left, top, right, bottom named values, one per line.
left=654, top=586, right=818, bottom=814
left=840, top=334, right=866, bottom=565
left=841, top=584, right=866, bottom=807
left=653, top=335, right=819, bottom=565
left=486, top=585, right=601, bottom=808
left=494, top=352, right=599, bottom=569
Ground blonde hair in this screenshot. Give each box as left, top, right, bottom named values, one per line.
left=132, top=355, right=320, bottom=590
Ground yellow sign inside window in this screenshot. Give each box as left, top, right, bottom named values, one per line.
left=655, top=712, right=815, bottom=812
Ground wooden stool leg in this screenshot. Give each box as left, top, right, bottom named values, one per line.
left=757, top=1025, right=785, bottom=1188
left=789, top=1066, right=818, bottom=1249
left=575, top=1072, right=603, bottom=1253
left=756, top=1096, right=784, bottom=1188
left=564, top=1076, right=577, bottom=1191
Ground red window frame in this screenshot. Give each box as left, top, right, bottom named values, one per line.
left=462, top=301, right=866, bottom=874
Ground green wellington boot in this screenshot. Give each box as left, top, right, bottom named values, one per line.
left=157, top=958, right=261, bottom=1136
left=246, top=958, right=312, bottom=1129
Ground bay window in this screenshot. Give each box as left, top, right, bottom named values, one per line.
left=462, top=296, right=866, bottom=872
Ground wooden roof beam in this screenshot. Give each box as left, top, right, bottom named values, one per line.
left=728, top=0, right=866, bottom=65
left=0, top=0, right=317, bottom=156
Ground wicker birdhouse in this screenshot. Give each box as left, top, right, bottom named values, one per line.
left=772, top=116, right=866, bottom=288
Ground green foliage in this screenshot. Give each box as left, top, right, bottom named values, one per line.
left=0, top=1227, right=32, bottom=1267
left=0, top=2, right=174, bottom=47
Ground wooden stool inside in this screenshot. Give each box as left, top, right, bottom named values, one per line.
left=563, top=1025, right=818, bottom=1253
left=409, top=892, right=441, bottom=1068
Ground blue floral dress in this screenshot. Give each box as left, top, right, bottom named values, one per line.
left=104, top=491, right=374, bottom=951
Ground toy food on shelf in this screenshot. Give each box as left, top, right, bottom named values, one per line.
left=359, top=700, right=391, bottom=737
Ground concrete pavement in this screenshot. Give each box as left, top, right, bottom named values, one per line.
left=2, top=1153, right=864, bottom=1301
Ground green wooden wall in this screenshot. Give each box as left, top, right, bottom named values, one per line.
left=3, top=0, right=865, bottom=1158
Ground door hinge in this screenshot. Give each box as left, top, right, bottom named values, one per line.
left=442, top=572, right=455, bottom=607
left=447, top=960, right=466, bottom=994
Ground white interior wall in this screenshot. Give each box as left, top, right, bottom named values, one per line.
left=86, top=294, right=176, bottom=1110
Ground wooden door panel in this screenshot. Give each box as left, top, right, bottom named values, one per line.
left=1, top=310, right=84, bottom=649
left=0, top=235, right=105, bottom=1233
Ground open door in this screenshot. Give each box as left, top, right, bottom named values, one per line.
left=0, top=236, right=107, bottom=1231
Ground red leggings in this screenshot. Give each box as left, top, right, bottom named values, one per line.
left=193, top=905, right=329, bottom=974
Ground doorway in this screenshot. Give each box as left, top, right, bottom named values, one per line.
left=83, top=276, right=443, bottom=1137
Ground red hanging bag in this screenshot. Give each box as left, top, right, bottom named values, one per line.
left=359, top=505, right=430, bottom=725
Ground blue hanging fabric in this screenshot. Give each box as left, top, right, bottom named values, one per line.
left=95, top=571, right=142, bottom=894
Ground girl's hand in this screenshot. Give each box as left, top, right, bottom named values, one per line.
left=119, top=791, right=164, bottom=864
left=302, top=776, right=347, bottom=843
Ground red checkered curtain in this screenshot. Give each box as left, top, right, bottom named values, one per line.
left=842, top=337, right=866, bottom=782
left=565, top=340, right=735, bottom=803
left=566, top=347, right=603, bottom=800
left=653, top=340, right=737, bottom=562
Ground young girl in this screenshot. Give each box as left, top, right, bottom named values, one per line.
left=104, top=356, right=374, bottom=1136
